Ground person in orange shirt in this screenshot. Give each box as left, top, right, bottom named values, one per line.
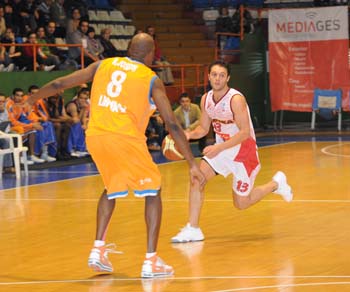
left=6, top=88, right=45, bottom=164
left=27, top=85, right=57, bottom=162
left=26, top=33, right=205, bottom=278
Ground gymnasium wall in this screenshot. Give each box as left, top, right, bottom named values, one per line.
left=0, top=70, right=78, bottom=100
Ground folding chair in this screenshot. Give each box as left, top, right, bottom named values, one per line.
left=311, top=88, right=342, bottom=131
left=0, top=131, right=29, bottom=179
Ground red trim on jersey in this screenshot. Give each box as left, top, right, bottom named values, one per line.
left=212, top=88, right=230, bottom=105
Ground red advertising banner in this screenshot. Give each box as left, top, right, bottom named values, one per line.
left=269, top=6, right=349, bottom=112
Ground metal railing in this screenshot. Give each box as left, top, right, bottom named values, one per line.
left=151, top=63, right=209, bottom=103
left=0, top=42, right=85, bottom=71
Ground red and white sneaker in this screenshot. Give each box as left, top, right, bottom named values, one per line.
left=141, top=255, right=174, bottom=278
left=88, top=243, right=122, bottom=273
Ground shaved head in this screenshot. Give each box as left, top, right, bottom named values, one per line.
left=128, top=33, right=155, bottom=66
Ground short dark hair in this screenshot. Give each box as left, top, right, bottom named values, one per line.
left=78, top=87, right=89, bottom=96
left=87, top=26, right=95, bottom=34
left=12, top=88, right=23, bottom=95
left=28, top=85, right=39, bottom=92
left=179, top=92, right=190, bottom=101
left=79, top=20, right=89, bottom=27
left=208, top=60, right=230, bottom=76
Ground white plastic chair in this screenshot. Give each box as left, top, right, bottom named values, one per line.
left=0, top=131, right=29, bottom=179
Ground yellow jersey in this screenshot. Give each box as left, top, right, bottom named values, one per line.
left=86, top=57, right=158, bottom=139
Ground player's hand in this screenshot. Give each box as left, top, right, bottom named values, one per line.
left=202, top=144, right=222, bottom=159
left=189, top=164, right=206, bottom=188
left=184, top=130, right=191, bottom=140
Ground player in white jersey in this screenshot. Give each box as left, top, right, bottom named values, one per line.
left=172, top=60, right=293, bottom=243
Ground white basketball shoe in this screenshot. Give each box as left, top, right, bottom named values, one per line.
left=272, top=171, right=293, bottom=202
left=171, top=223, right=204, bottom=243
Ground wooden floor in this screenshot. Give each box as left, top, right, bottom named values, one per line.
left=2, top=140, right=350, bottom=291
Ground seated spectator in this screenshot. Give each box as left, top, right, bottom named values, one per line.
left=215, top=5, right=235, bottom=50
left=37, top=0, right=53, bottom=28
left=0, top=5, right=6, bottom=36
left=174, top=92, right=206, bottom=153
left=21, top=32, right=56, bottom=71
left=0, top=92, right=15, bottom=173
left=86, top=26, right=104, bottom=61
left=66, top=19, right=97, bottom=67
left=28, top=85, right=57, bottom=162
left=18, top=0, right=38, bottom=36
left=0, top=27, right=24, bottom=71
left=64, top=1, right=88, bottom=21
left=66, top=7, right=81, bottom=35
left=45, top=92, right=72, bottom=160
left=65, top=87, right=89, bottom=157
left=49, top=0, right=67, bottom=37
left=36, top=26, right=61, bottom=69
left=145, top=25, right=174, bottom=85
left=72, top=83, right=89, bottom=100
left=4, top=4, right=19, bottom=35
left=231, top=5, right=255, bottom=34
left=216, top=5, right=233, bottom=33
left=45, top=20, right=71, bottom=64
left=98, top=27, right=119, bottom=58
left=146, top=110, right=166, bottom=151
left=0, top=45, right=14, bottom=72
left=6, top=88, right=45, bottom=164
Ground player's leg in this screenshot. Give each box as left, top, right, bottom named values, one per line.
left=232, top=180, right=277, bottom=210
left=141, top=191, right=174, bottom=278
left=145, top=192, right=162, bottom=253
left=232, top=171, right=293, bottom=210
left=96, top=189, right=115, bottom=240
left=88, top=189, right=119, bottom=273
left=171, top=159, right=215, bottom=243
left=189, top=160, right=215, bottom=227
left=87, top=135, right=122, bottom=273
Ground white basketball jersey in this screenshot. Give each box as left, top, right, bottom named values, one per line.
left=204, top=88, right=256, bottom=144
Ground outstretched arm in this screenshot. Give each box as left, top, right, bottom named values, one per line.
left=26, top=62, right=100, bottom=106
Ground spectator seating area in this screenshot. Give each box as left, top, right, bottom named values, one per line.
left=0, top=1, right=135, bottom=71
left=192, top=0, right=348, bottom=9
left=192, top=0, right=264, bottom=9
left=88, top=9, right=136, bottom=52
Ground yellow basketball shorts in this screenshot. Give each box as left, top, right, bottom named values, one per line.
left=86, top=134, right=161, bottom=199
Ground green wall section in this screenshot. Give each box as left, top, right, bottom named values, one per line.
left=0, top=70, right=78, bottom=100
left=228, top=28, right=268, bottom=127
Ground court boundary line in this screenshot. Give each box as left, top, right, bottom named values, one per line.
left=213, top=281, right=350, bottom=292
left=0, top=198, right=350, bottom=203
left=0, top=174, right=100, bottom=192
left=321, top=142, right=350, bottom=158
left=2, top=275, right=350, bottom=286
left=0, top=140, right=345, bottom=192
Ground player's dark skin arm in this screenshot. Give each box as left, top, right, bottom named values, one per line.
left=148, top=78, right=205, bottom=253
left=26, top=62, right=100, bottom=106
left=152, top=78, right=201, bottom=173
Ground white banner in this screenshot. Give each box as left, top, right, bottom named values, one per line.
left=269, top=6, right=348, bottom=42
left=268, top=6, right=349, bottom=112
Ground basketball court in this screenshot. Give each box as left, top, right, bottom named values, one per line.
left=1, top=134, right=350, bottom=291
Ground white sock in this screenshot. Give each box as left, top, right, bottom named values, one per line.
left=94, top=240, right=105, bottom=247
left=146, top=252, right=156, bottom=259
left=42, top=145, right=48, bottom=156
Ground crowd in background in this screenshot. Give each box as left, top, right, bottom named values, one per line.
left=0, top=83, right=205, bottom=172
left=0, top=0, right=126, bottom=72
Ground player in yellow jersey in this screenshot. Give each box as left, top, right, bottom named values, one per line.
left=26, top=33, right=205, bottom=278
